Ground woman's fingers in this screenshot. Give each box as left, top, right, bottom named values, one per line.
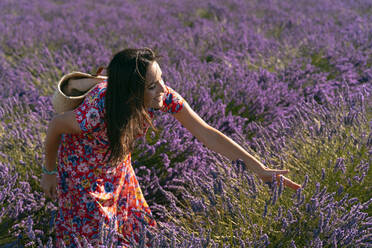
left=45, top=187, right=56, bottom=200
left=281, top=176, right=301, bottom=190
left=261, top=172, right=301, bottom=191
left=260, top=170, right=288, bottom=182
left=41, top=183, right=49, bottom=198
left=44, top=188, right=51, bottom=198
left=273, top=169, right=289, bottom=175
left=51, top=187, right=57, bottom=201
left=40, top=176, right=57, bottom=200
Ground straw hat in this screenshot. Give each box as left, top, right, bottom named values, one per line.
left=52, top=68, right=108, bottom=114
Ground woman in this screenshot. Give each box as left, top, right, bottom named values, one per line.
left=41, top=47, right=300, bottom=247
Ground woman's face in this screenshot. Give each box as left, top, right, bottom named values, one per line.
left=144, top=61, right=166, bottom=109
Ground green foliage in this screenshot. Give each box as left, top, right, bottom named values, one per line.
left=195, top=8, right=215, bottom=21
left=310, top=51, right=337, bottom=80
left=164, top=93, right=371, bottom=246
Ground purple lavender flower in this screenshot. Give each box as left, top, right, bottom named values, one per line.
left=321, top=168, right=325, bottom=181
left=263, top=201, right=268, bottom=218
left=191, top=198, right=206, bottom=213
left=1, top=0, right=371, bottom=246
left=334, top=157, right=346, bottom=174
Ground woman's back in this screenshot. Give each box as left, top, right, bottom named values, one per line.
left=55, top=78, right=184, bottom=247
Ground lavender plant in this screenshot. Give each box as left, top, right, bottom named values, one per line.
left=144, top=85, right=370, bottom=247
left=0, top=0, right=371, bottom=247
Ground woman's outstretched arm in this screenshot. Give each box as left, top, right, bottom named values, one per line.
left=173, top=101, right=301, bottom=190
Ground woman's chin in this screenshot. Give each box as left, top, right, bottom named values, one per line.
left=151, top=101, right=163, bottom=109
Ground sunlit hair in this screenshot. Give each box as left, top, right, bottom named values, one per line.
left=104, top=47, right=161, bottom=166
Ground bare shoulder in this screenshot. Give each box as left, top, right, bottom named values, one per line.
left=51, top=111, right=82, bottom=135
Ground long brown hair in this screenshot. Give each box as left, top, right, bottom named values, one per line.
left=104, top=47, right=161, bottom=166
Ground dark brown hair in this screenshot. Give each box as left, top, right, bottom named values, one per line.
left=104, top=47, right=161, bottom=166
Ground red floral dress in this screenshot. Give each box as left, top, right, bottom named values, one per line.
left=55, top=79, right=184, bottom=247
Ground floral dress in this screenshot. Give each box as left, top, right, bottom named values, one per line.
left=55, top=79, right=184, bottom=248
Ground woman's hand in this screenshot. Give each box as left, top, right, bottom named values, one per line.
left=256, top=167, right=301, bottom=190
left=40, top=174, right=58, bottom=201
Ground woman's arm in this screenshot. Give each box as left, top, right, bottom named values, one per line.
left=173, top=101, right=301, bottom=190
left=41, top=111, right=81, bottom=201
left=44, top=111, right=81, bottom=171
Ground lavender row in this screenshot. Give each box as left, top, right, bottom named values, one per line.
left=0, top=0, right=371, bottom=246
left=18, top=81, right=371, bottom=247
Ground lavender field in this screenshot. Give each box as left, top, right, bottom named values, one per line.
left=0, top=0, right=371, bottom=247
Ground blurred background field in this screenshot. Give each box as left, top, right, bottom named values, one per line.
left=0, top=0, right=371, bottom=247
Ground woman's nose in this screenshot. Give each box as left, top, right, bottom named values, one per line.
left=158, top=80, right=166, bottom=93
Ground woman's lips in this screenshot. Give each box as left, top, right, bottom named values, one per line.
left=155, top=94, right=164, bottom=101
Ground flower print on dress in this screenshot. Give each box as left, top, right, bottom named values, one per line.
left=82, top=223, right=94, bottom=235
left=81, top=178, right=91, bottom=189
left=118, top=196, right=128, bottom=208
left=97, top=95, right=105, bottom=112
left=58, top=208, right=65, bottom=222
left=55, top=81, right=186, bottom=247
left=68, top=154, right=79, bottom=167
left=104, top=181, right=114, bottom=193
left=93, top=167, right=103, bottom=177
left=174, top=103, right=181, bottom=112
left=86, top=108, right=100, bottom=129
left=86, top=201, right=96, bottom=212
left=84, top=144, right=93, bottom=155
left=60, top=171, right=69, bottom=193
left=80, top=119, right=89, bottom=132
left=161, top=85, right=184, bottom=114
left=78, top=207, right=87, bottom=218
left=91, top=181, right=98, bottom=192
left=73, top=84, right=105, bottom=135
left=72, top=216, right=83, bottom=229
left=165, top=93, right=173, bottom=105
left=77, top=163, right=89, bottom=173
